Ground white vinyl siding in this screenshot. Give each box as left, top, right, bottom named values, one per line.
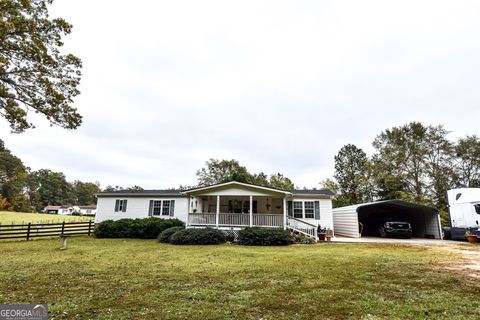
left=291, top=197, right=333, bottom=230
left=96, top=197, right=188, bottom=224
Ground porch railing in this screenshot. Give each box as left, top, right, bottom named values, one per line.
left=188, top=213, right=216, bottom=226
left=219, top=213, right=249, bottom=226
left=253, top=214, right=283, bottom=227
left=286, top=217, right=317, bottom=239
left=188, top=213, right=283, bottom=227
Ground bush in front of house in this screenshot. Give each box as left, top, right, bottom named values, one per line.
left=237, top=227, right=293, bottom=246
left=94, top=219, right=117, bottom=238
left=291, top=233, right=316, bottom=244
left=135, top=218, right=184, bottom=239
left=94, top=218, right=184, bottom=239
left=168, top=228, right=226, bottom=245
left=71, top=211, right=81, bottom=216
left=158, top=226, right=185, bottom=243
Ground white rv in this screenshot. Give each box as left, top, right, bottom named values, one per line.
left=446, top=188, right=480, bottom=239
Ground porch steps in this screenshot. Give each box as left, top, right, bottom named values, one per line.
left=286, top=217, right=318, bottom=240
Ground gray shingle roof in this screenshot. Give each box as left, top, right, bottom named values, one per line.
left=96, top=189, right=183, bottom=197
left=292, top=189, right=335, bottom=196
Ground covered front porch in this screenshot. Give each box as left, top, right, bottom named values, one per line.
left=187, top=195, right=287, bottom=228
left=183, top=182, right=289, bottom=229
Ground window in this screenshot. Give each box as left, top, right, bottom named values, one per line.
left=115, top=199, right=128, bottom=212
left=475, top=204, right=480, bottom=215
left=86, top=209, right=92, bottom=214
left=152, top=200, right=162, bottom=216
left=304, top=201, right=314, bottom=219
left=293, top=201, right=303, bottom=218
left=162, top=200, right=170, bottom=216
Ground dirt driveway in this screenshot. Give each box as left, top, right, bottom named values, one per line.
left=333, top=236, right=480, bottom=278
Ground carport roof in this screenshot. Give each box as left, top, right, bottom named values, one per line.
left=334, top=200, right=438, bottom=213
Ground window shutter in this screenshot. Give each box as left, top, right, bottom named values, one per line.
left=314, top=201, right=320, bottom=220
left=114, top=200, right=119, bottom=212
left=148, top=200, right=154, bottom=216
left=287, top=201, right=293, bottom=217
left=123, top=199, right=128, bottom=212
left=169, top=200, right=175, bottom=217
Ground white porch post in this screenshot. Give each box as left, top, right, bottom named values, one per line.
left=283, top=197, right=287, bottom=230
left=216, top=195, right=220, bottom=228
left=249, top=195, right=253, bottom=227
left=186, top=196, right=191, bottom=227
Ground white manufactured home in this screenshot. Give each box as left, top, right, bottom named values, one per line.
left=95, top=181, right=334, bottom=239
left=44, top=205, right=97, bottom=215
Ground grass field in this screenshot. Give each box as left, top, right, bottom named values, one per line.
left=0, top=237, right=479, bottom=319
left=0, top=211, right=92, bottom=225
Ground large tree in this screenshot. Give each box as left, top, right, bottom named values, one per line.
left=455, top=135, right=480, bottom=188
left=72, top=180, right=101, bottom=205
left=0, top=139, right=29, bottom=210
left=196, top=158, right=295, bottom=190
left=333, top=144, right=373, bottom=205
left=372, top=122, right=431, bottom=202
left=0, top=0, right=82, bottom=132
left=424, top=126, right=456, bottom=209
left=196, top=159, right=254, bottom=186
left=29, top=169, right=75, bottom=207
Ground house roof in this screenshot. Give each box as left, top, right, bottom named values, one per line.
left=45, top=206, right=62, bottom=210
left=78, top=205, right=97, bottom=209
left=182, top=181, right=294, bottom=195
left=96, top=182, right=334, bottom=198
left=96, top=189, right=183, bottom=197
left=292, top=189, right=335, bottom=196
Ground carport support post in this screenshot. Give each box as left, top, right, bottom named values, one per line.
left=249, top=196, right=253, bottom=227
left=437, top=213, right=443, bottom=239
left=283, top=197, right=287, bottom=230
left=215, top=195, right=220, bottom=228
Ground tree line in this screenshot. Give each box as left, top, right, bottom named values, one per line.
left=324, top=122, right=480, bottom=225
left=0, top=139, right=101, bottom=212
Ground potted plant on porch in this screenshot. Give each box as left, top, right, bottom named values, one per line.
left=317, top=225, right=326, bottom=241
left=325, top=228, right=334, bottom=242
left=465, top=231, right=478, bottom=244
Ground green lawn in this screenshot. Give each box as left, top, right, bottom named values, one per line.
left=0, top=211, right=91, bottom=225
left=0, top=238, right=478, bottom=319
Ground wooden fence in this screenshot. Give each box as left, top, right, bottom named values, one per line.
left=0, top=220, right=94, bottom=240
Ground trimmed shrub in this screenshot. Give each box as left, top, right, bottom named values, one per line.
left=169, top=228, right=226, bottom=245
left=237, top=227, right=293, bottom=246
left=158, top=226, right=184, bottom=243
left=292, top=233, right=316, bottom=244
left=94, top=218, right=184, bottom=239
left=71, top=211, right=81, bottom=216
left=94, top=219, right=116, bottom=238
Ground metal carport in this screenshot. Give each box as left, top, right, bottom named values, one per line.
left=332, top=200, right=442, bottom=239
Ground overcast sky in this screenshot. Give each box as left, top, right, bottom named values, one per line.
left=1, top=0, right=480, bottom=189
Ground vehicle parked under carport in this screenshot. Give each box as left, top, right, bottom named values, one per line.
left=332, top=200, right=442, bottom=239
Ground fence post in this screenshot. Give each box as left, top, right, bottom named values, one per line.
left=61, top=221, right=65, bottom=235
left=26, top=223, right=31, bottom=241
left=88, top=220, right=92, bottom=236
